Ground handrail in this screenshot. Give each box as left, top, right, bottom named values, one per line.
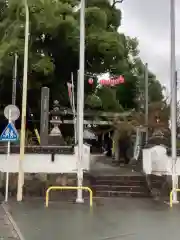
left=45, top=186, right=93, bottom=207
left=170, top=188, right=180, bottom=207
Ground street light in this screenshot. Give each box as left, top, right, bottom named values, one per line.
left=17, top=0, right=29, bottom=201
left=170, top=0, right=178, bottom=203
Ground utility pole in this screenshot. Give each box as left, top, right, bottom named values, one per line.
left=76, top=0, right=85, bottom=203
left=145, top=63, right=148, bottom=144
left=17, top=0, right=29, bottom=202
left=170, top=0, right=178, bottom=203
left=12, top=53, right=18, bottom=106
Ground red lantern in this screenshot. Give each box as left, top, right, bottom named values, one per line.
left=88, top=78, right=93, bottom=85
left=100, top=79, right=105, bottom=85
left=119, top=75, right=124, bottom=83
left=99, top=75, right=125, bottom=86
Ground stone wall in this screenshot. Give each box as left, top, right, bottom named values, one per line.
left=0, top=173, right=90, bottom=199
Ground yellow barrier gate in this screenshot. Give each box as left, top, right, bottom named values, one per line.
left=45, top=186, right=93, bottom=207
left=170, top=189, right=180, bottom=207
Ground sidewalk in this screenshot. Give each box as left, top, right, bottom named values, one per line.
left=0, top=204, right=20, bottom=240
left=8, top=198, right=180, bottom=240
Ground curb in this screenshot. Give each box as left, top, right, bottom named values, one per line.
left=1, top=202, right=25, bottom=240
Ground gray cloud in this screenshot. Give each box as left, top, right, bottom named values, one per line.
left=117, top=0, right=180, bottom=92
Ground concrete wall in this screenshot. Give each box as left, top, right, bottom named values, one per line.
left=143, top=145, right=180, bottom=176
left=0, top=144, right=90, bottom=174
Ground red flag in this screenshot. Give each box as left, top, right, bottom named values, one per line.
left=67, top=82, right=73, bottom=105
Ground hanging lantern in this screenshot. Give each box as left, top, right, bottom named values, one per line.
left=119, top=75, right=125, bottom=83
left=88, top=78, right=93, bottom=85
left=99, top=76, right=125, bottom=86
left=100, top=79, right=105, bottom=85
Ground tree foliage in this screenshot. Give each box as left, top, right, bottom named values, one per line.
left=0, top=0, right=163, bottom=117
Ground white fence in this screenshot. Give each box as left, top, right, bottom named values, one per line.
left=0, top=144, right=90, bottom=173
left=143, top=145, right=180, bottom=176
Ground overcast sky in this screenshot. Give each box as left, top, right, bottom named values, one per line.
left=118, top=0, right=180, bottom=95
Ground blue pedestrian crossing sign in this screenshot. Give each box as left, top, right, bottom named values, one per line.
left=0, top=123, right=19, bottom=142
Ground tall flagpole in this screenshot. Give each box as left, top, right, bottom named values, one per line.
left=144, top=63, right=148, bottom=144
left=76, top=0, right=85, bottom=203
left=17, top=0, right=29, bottom=201
left=170, top=0, right=178, bottom=203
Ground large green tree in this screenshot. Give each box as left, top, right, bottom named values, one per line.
left=0, top=0, right=163, bottom=116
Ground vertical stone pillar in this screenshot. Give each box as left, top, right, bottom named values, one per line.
left=40, top=87, right=50, bottom=146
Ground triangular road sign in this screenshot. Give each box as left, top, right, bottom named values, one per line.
left=0, top=123, right=19, bottom=142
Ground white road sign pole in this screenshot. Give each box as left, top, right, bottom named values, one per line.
left=2, top=104, right=19, bottom=202
left=5, top=109, right=11, bottom=202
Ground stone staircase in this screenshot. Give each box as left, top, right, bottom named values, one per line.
left=89, top=174, right=172, bottom=199
left=88, top=156, right=171, bottom=199
left=89, top=174, right=150, bottom=198
left=2, top=171, right=170, bottom=200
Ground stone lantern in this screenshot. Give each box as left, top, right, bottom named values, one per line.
left=48, top=100, right=65, bottom=145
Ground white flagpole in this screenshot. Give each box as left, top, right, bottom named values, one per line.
left=170, top=0, right=178, bottom=203
left=76, top=0, right=85, bottom=203
left=71, top=72, right=77, bottom=144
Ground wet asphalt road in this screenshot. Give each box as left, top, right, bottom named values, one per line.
left=7, top=198, right=180, bottom=240
left=0, top=204, right=20, bottom=239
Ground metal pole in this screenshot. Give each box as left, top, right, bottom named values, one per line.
left=145, top=63, right=148, bottom=144
left=76, top=0, right=85, bottom=203
left=17, top=0, right=29, bottom=201
left=175, top=70, right=177, bottom=125
left=12, top=53, right=18, bottom=106
left=170, top=0, right=178, bottom=203
left=76, top=70, right=80, bottom=144
left=5, top=109, right=11, bottom=202
left=71, top=73, right=77, bottom=144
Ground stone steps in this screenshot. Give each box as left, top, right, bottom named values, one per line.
left=94, top=190, right=149, bottom=198
left=89, top=174, right=151, bottom=198
left=1, top=172, right=170, bottom=200
left=89, top=174, right=173, bottom=199
left=92, top=185, right=148, bottom=191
